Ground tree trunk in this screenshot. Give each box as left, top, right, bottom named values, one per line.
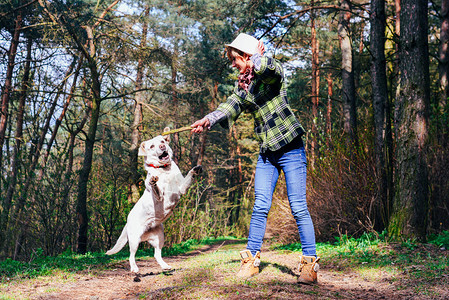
left=326, top=68, right=333, bottom=147
left=338, top=0, right=358, bottom=147
left=311, top=7, right=320, bottom=165
left=171, top=44, right=180, bottom=164
left=0, top=11, right=21, bottom=170
left=76, top=25, right=103, bottom=254
left=395, top=0, right=401, bottom=40
left=0, top=37, right=31, bottom=253
left=76, top=76, right=101, bottom=254
left=326, top=45, right=333, bottom=148
left=370, top=0, right=390, bottom=230
left=6, top=37, right=32, bottom=203
left=129, top=6, right=149, bottom=203
left=439, top=0, right=449, bottom=118
left=390, top=0, right=430, bottom=240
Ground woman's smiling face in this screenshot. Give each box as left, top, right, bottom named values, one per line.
left=231, top=55, right=249, bottom=74
left=227, top=47, right=252, bottom=74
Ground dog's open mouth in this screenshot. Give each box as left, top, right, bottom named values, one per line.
left=159, top=151, right=169, bottom=161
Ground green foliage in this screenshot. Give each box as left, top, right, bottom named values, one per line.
left=400, top=238, right=418, bottom=251
left=428, top=231, right=449, bottom=248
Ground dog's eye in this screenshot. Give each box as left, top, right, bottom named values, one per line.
left=150, top=145, right=155, bottom=149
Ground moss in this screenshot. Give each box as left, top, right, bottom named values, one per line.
left=388, top=208, right=408, bottom=240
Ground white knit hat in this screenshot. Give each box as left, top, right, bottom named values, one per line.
left=225, top=33, right=259, bottom=56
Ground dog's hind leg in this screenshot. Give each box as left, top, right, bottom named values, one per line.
left=128, top=236, right=140, bottom=273
left=147, top=225, right=172, bottom=271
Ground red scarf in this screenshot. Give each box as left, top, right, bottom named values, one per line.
left=238, top=67, right=255, bottom=92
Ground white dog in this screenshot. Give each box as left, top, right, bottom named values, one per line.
left=106, top=129, right=201, bottom=273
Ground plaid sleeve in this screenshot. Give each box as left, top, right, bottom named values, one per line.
left=215, top=92, right=243, bottom=129
left=205, top=110, right=226, bottom=129
left=251, top=54, right=283, bottom=85
left=250, top=53, right=262, bottom=70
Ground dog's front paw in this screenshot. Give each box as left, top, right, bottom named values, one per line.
left=192, top=165, right=202, bottom=176
left=150, top=176, right=159, bottom=185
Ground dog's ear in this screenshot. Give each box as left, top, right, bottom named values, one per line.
left=163, top=127, right=171, bottom=143
left=138, top=141, right=146, bottom=156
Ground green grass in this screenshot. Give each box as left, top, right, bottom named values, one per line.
left=273, top=231, right=449, bottom=284
left=0, top=236, right=241, bottom=281
left=1, top=232, right=448, bottom=287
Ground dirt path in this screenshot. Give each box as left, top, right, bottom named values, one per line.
left=4, top=240, right=448, bottom=299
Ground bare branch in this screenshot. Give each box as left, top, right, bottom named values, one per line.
left=93, top=0, right=120, bottom=28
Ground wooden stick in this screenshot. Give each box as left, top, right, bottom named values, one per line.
left=161, top=126, right=192, bottom=136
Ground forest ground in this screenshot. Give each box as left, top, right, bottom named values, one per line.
left=1, top=239, right=448, bottom=299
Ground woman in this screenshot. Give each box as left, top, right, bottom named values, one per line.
left=190, top=33, right=319, bottom=284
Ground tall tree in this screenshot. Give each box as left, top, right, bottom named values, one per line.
left=0, top=9, right=22, bottom=170
left=338, top=0, right=358, bottom=147
left=310, top=2, right=320, bottom=165
left=129, top=6, right=149, bottom=203
left=326, top=47, right=333, bottom=147
left=0, top=36, right=31, bottom=251
left=390, top=0, right=430, bottom=240
left=370, top=0, right=390, bottom=229
left=439, top=0, right=449, bottom=116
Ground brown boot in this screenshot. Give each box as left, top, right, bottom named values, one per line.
left=236, top=250, right=260, bottom=278
left=297, top=255, right=320, bottom=284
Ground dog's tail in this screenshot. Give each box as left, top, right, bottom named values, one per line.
left=106, top=224, right=128, bottom=255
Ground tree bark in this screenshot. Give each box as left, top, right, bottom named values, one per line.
left=370, top=0, right=390, bottom=230
left=338, top=0, right=358, bottom=147
left=311, top=6, right=320, bottom=165
left=390, top=0, right=430, bottom=240
left=129, top=6, right=149, bottom=203
left=439, top=0, right=449, bottom=116
left=76, top=25, right=103, bottom=254
left=0, top=37, right=31, bottom=253
left=326, top=45, right=333, bottom=148
left=0, top=10, right=22, bottom=170
left=326, top=68, right=333, bottom=147
left=171, top=43, right=180, bottom=164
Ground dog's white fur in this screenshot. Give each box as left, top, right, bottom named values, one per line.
left=106, top=129, right=201, bottom=273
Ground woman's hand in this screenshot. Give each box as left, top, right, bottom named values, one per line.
left=190, top=117, right=210, bottom=133
left=257, top=40, right=265, bottom=56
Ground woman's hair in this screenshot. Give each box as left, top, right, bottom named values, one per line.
left=226, top=46, right=247, bottom=62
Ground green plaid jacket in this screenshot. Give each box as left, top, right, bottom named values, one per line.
left=214, top=54, right=305, bottom=153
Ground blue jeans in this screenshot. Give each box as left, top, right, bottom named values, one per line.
left=247, top=138, right=316, bottom=257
